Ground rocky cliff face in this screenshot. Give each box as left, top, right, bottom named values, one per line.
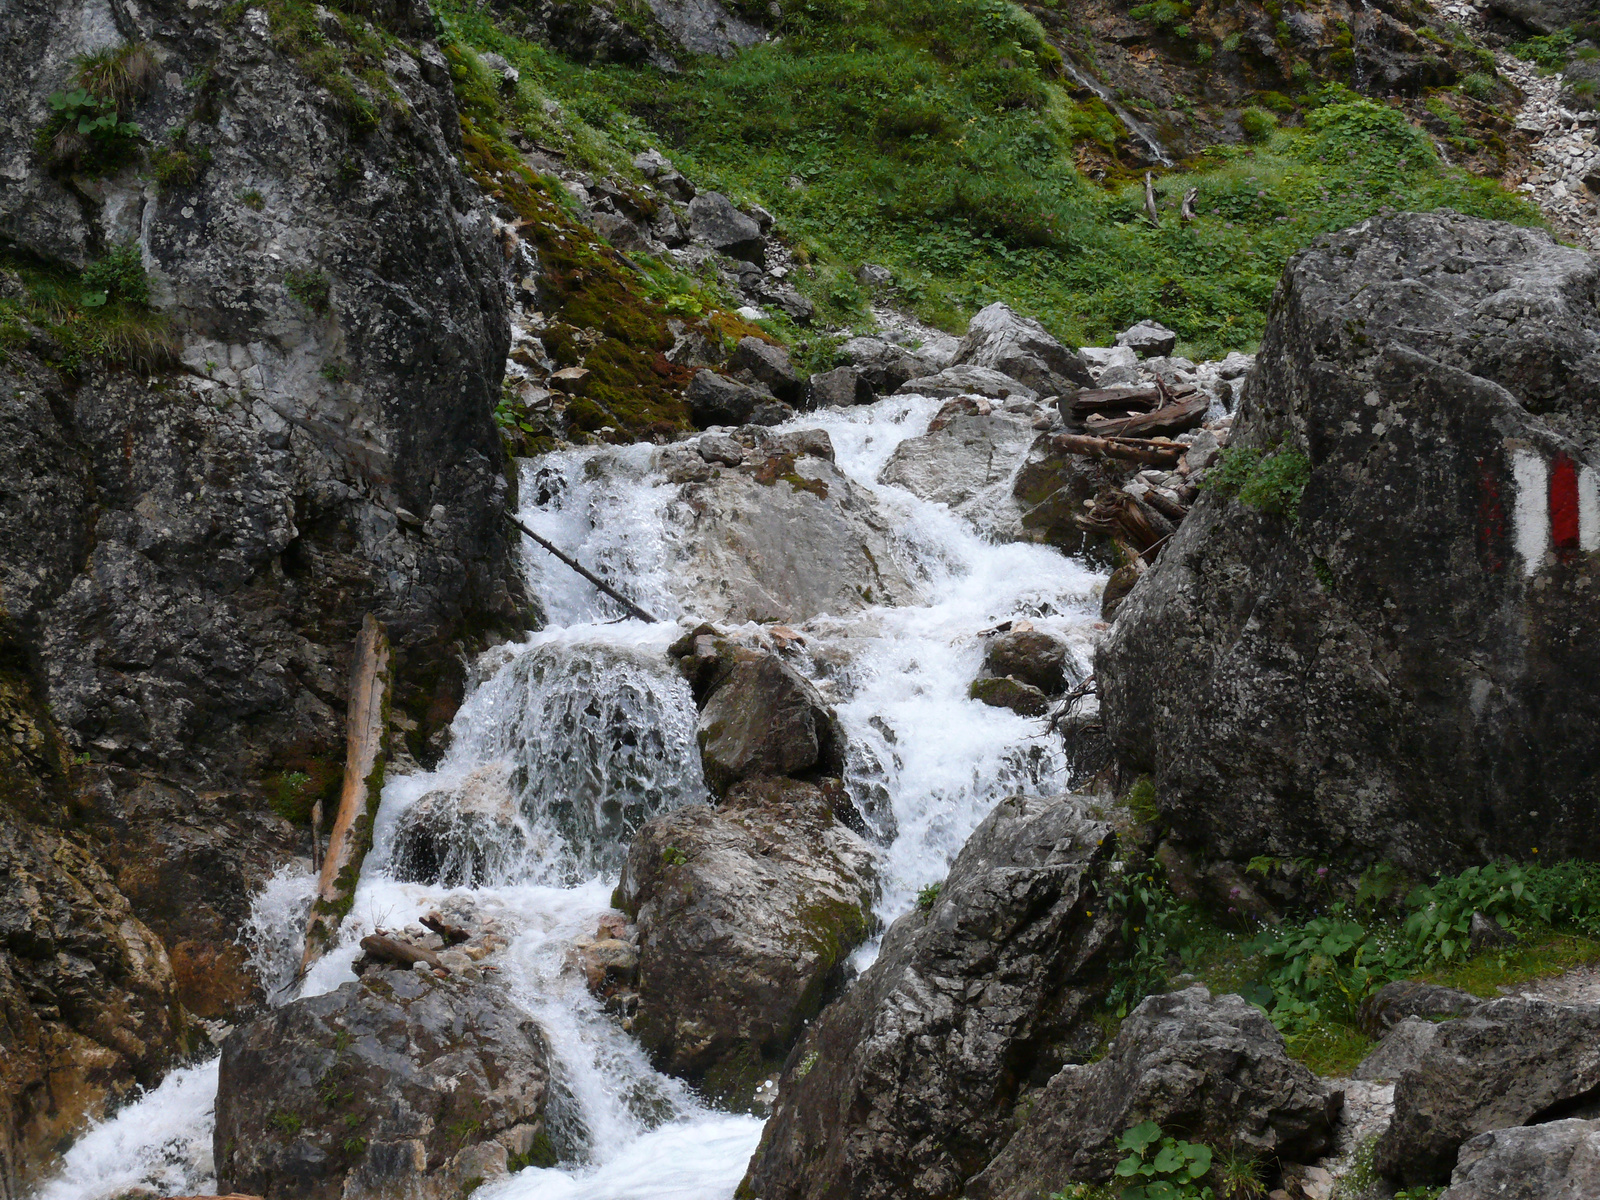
left=1098, top=210, right=1600, bottom=872
left=0, top=0, right=526, bottom=1183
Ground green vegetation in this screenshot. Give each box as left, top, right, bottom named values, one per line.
left=662, top=845, right=689, bottom=867
left=1103, top=848, right=1600, bottom=1076
left=1509, top=28, right=1574, bottom=69
left=285, top=267, right=332, bottom=314
left=917, top=882, right=943, bottom=910
left=0, top=247, right=177, bottom=373
left=1115, top=1122, right=1214, bottom=1199
left=1203, top=446, right=1310, bottom=520
left=433, top=0, right=1537, bottom=358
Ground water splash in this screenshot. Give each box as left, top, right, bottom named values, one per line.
left=238, top=862, right=317, bottom=1005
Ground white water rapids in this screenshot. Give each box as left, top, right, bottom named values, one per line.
left=39, top=392, right=1106, bottom=1200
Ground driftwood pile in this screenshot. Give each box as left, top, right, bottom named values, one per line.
left=1054, top=375, right=1212, bottom=566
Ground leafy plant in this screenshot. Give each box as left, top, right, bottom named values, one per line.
left=285, top=267, right=332, bottom=314
left=662, top=845, right=688, bottom=867
left=917, top=882, right=943, bottom=911
left=1239, top=108, right=1277, bottom=143
left=1106, top=863, right=1195, bottom=1016
left=76, top=43, right=158, bottom=107
left=42, top=88, right=142, bottom=170
left=1509, top=29, right=1574, bottom=69
left=1203, top=446, right=1310, bottom=520
left=1114, top=1122, right=1214, bottom=1200
left=82, top=243, right=150, bottom=308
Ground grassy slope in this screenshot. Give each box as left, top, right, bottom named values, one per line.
left=438, top=0, right=1538, bottom=360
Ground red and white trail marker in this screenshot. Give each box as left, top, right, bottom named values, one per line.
left=1511, top=448, right=1600, bottom=576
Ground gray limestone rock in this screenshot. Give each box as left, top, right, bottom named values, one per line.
left=739, top=793, right=1121, bottom=1200
left=696, top=649, right=843, bottom=794
left=215, top=969, right=555, bottom=1199
left=688, top=192, right=766, bottom=265
left=807, top=365, right=875, bottom=408
left=968, top=987, right=1340, bottom=1199
left=733, top=336, right=802, bottom=404
left=1441, top=1118, right=1600, bottom=1200
left=1116, top=319, right=1179, bottom=357
left=1097, top=211, right=1600, bottom=872
left=954, top=302, right=1092, bottom=395
left=1377, top=998, right=1600, bottom=1185
left=838, top=336, right=940, bottom=392
left=686, top=369, right=776, bottom=427
left=878, top=405, right=1037, bottom=533
left=615, top=776, right=874, bottom=1107
left=896, top=364, right=1041, bottom=402
left=1353, top=1016, right=1439, bottom=1081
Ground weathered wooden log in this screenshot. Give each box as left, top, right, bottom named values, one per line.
left=1144, top=171, right=1160, bottom=228
left=1067, top=385, right=1162, bottom=414
left=1051, top=432, right=1185, bottom=468
left=1140, top=486, right=1190, bottom=523
left=302, top=614, right=393, bottom=971
left=1091, top=394, right=1208, bottom=439
left=1180, top=187, right=1199, bottom=221
left=309, top=799, right=324, bottom=874
left=421, top=912, right=470, bottom=946
left=1075, top=488, right=1173, bottom=555
left=359, top=933, right=444, bottom=972
left=504, top=511, right=659, bottom=623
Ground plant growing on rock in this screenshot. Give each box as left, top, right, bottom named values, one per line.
left=1113, top=1122, right=1214, bottom=1199
left=1202, top=445, right=1310, bottom=520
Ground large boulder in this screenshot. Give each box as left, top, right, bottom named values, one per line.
left=984, top=629, right=1074, bottom=695
left=806, top=365, right=875, bottom=408
left=1012, top=437, right=1128, bottom=560
left=614, top=776, right=874, bottom=1107
left=1487, top=0, right=1594, bottom=32
left=686, top=369, right=786, bottom=428
left=739, top=794, right=1120, bottom=1200
left=660, top=438, right=919, bottom=622
left=1441, top=1118, right=1600, bottom=1200
left=215, top=969, right=556, bottom=1199
left=1097, top=212, right=1600, bottom=871
left=967, top=987, right=1340, bottom=1199
left=696, top=648, right=844, bottom=795
left=732, top=336, right=802, bottom=405
left=877, top=403, right=1037, bottom=532
left=838, top=336, right=942, bottom=393
left=1376, top=998, right=1600, bottom=1185
left=953, top=303, right=1092, bottom=396
left=389, top=763, right=527, bottom=887
left=897, top=364, right=1041, bottom=403
left=688, top=192, right=766, bottom=265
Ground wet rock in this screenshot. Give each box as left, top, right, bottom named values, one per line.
left=1116, top=319, right=1179, bottom=357
left=614, top=776, right=873, bottom=1108
left=390, top=764, right=527, bottom=888
left=697, top=648, right=843, bottom=794
left=1360, top=979, right=1481, bottom=1037
left=878, top=405, right=1036, bottom=532
left=1353, top=1016, right=1439, bottom=1082
left=806, top=366, right=874, bottom=408
left=663, top=449, right=918, bottom=622
left=761, top=428, right=835, bottom=462
left=1441, top=1118, right=1600, bottom=1199
left=984, top=629, right=1073, bottom=695
left=698, top=433, right=747, bottom=466
left=688, top=192, right=766, bottom=265
left=1078, top=345, right=1139, bottom=378
left=740, top=793, right=1120, bottom=1200
left=896, top=364, right=1041, bottom=402
left=1012, top=437, right=1128, bottom=560
left=732, top=337, right=802, bottom=404
left=954, top=302, right=1092, bottom=396
left=837, top=336, right=938, bottom=393
left=1098, top=211, right=1600, bottom=871
left=1376, top=998, right=1600, bottom=1185
left=215, top=969, right=556, bottom=1199
left=968, top=987, right=1340, bottom=1199
left=969, top=675, right=1052, bottom=717
left=1101, top=563, right=1143, bottom=620
left=686, top=369, right=776, bottom=428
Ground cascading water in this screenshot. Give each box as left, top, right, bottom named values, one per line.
left=38, top=389, right=1106, bottom=1200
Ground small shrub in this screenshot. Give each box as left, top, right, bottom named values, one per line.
left=41, top=88, right=141, bottom=171
left=285, top=267, right=332, bottom=314
left=239, top=188, right=266, bottom=210
left=152, top=147, right=199, bottom=187
left=1509, top=29, right=1574, bottom=69
left=1239, top=107, right=1277, bottom=143
left=1203, top=446, right=1310, bottom=520
left=1124, top=777, right=1160, bottom=824
left=1459, top=71, right=1498, bottom=102
left=76, top=43, right=158, bottom=107
left=82, top=243, right=150, bottom=307
left=917, top=882, right=943, bottom=911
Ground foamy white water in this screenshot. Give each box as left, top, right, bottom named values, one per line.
left=36, top=390, right=1104, bottom=1199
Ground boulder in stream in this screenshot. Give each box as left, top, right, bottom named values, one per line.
left=695, top=646, right=844, bottom=795
left=614, top=776, right=874, bottom=1108
left=953, top=302, right=1093, bottom=396
left=215, top=968, right=558, bottom=1199
left=739, top=793, right=1120, bottom=1200
left=878, top=400, right=1037, bottom=534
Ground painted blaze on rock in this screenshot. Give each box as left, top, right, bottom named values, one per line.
left=1098, top=211, right=1600, bottom=871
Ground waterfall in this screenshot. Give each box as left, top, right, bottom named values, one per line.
left=37, top=388, right=1106, bottom=1199
left=1057, top=54, right=1176, bottom=167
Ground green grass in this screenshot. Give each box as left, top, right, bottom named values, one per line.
left=434, top=0, right=1539, bottom=358
left=1, top=248, right=178, bottom=373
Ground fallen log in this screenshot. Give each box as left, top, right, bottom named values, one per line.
left=503, top=511, right=659, bottom=623
left=1092, top=394, right=1208, bottom=439
left=1140, top=486, right=1190, bottom=523
left=1051, top=432, right=1185, bottom=468
left=1067, top=385, right=1161, bottom=415
left=1075, top=488, right=1174, bottom=556
left=421, top=912, right=470, bottom=946
left=360, top=933, right=444, bottom=972
left=302, top=614, right=393, bottom=972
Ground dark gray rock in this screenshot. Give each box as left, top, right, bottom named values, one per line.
left=733, top=336, right=802, bottom=404
left=1116, top=319, right=1179, bottom=357
left=389, top=764, right=527, bottom=888
left=1013, top=437, right=1128, bottom=560
left=686, top=369, right=776, bottom=427
left=984, top=629, right=1074, bottom=695
left=698, top=433, right=748, bottom=466
left=688, top=192, right=766, bottom=265
left=967, top=987, right=1340, bottom=1199
left=1097, top=211, right=1600, bottom=871
left=807, top=365, right=875, bottom=408
left=1360, top=979, right=1482, bottom=1036
left=1441, top=1118, right=1600, bottom=1200
left=1489, top=0, right=1595, bottom=33
left=739, top=793, right=1121, bottom=1200
left=838, top=336, right=938, bottom=392
left=1376, top=998, right=1600, bottom=1185
left=969, top=675, right=1052, bottom=717
left=954, top=303, right=1092, bottom=395
left=215, top=969, right=555, bottom=1200
left=645, top=0, right=767, bottom=57
left=761, top=428, right=835, bottom=462
left=614, top=776, right=874, bottom=1108
left=697, top=648, right=843, bottom=794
